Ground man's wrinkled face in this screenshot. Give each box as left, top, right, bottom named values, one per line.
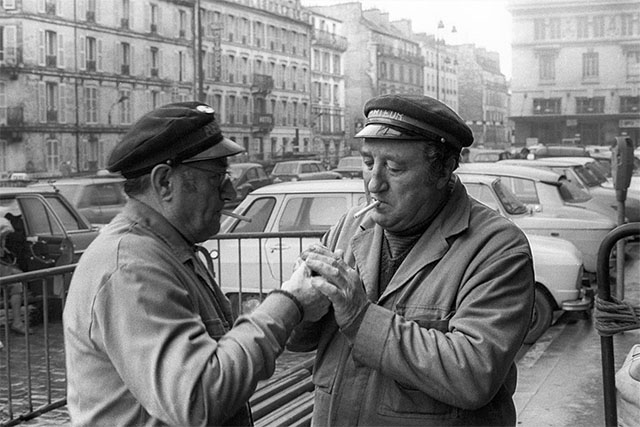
left=173, top=158, right=236, bottom=242
left=361, top=139, right=451, bottom=233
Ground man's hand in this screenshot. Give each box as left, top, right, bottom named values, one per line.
left=281, top=261, right=330, bottom=322
left=301, top=245, right=368, bottom=328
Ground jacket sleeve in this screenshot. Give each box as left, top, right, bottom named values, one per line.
left=91, top=244, right=301, bottom=426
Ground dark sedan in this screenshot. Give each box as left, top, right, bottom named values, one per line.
left=227, top=162, right=272, bottom=207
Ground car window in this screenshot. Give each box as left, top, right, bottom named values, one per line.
left=18, top=197, right=65, bottom=235
left=557, top=179, right=592, bottom=203
left=231, top=197, right=276, bottom=233
left=246, top=168, right=258, bottom=181
left=501, top=177, right=539, bottom=204
left=492, top=180, right=529, bottom=215
left=45, top=196, right=90, bottom=231
left=464, top=183, right=501, bottom=211
left=273, top=163, right=296, bottom=175
left=256, top=168, right=268, bottom=180
left=278, top=196, right=347, bottom=231
left=80, top=184, right=125, bottom=207
left=301, top=164, right=313, bottom=173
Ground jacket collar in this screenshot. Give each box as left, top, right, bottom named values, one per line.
left=351, top=177, right=471, bottom=301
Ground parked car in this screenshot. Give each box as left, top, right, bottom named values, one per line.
left=202, top=178, right=588, bottom=344
left=497, top=158, right=640, bottom=222
left=456, top=168, right=615, bottom=277
left=29, top=177, right=127, bottom=227
left=468, top=148, right=505, bottom=163
left=332, top=156, right=364, bottom=178
left=225, top=162, right=272, bottom=207
left=457, top=173, right=590, bottom=343
left=269, top=160, right=342, bottom=182
left=530, top=145, right=590, bottom=159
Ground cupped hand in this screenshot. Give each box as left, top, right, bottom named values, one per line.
left=302, top=245, right=368, bottom=328
left=281, top=260, right=331, bottom=322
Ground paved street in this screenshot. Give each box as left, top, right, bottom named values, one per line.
left=1, top=242, right=639, bottom=426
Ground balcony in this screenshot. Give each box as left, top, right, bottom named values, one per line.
left=46, top=109, right=58, bottom=123
left=253, top=113, right=274, bottom=133
left=46, top=55, right=57, bottom=68
left=251, top=74, right=274, bottom=95
left=121, top=18, right=129, bottom=29
left=86, top=10, right=95, bottom=22
left=150, top=68, right=159, bottom=77
left=312, top=30, right=348, bottom=52
left=150, top=24, right=157, bottom=34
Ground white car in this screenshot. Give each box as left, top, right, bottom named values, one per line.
left=202, top=178, right=588, bottom=343
left=457, top=164, right=616, bottom=275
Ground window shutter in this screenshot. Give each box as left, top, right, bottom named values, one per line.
left=0, top=83, right=6, bottom=125
left=79, top=36, right=86, bottom=70
left=145, top=47, right=150, bottom=76
left=37, top=0, right=45, bottom=13
left=38, top=30, right=45, bottom=66
left=38, top=81, right=46, bottom=122
left=78, top=0, right=86, bottom=19
left=66, top=85, right=74, bottom=124
left=58, top=33, right=65, bottom=68
left=158, top=49, right=163, bottom=78
left=97, top=39, right=103, bottom=71
left=56, top=0, right=61, bottom=15
left=130, top=44, right=135, bottom=75
left=59, top=83, right=66, bottom=123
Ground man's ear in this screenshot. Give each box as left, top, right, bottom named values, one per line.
left=150, top=164, right=174, bottom=199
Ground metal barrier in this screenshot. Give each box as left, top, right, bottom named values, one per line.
left=1, top=264, right=76, bottom=426
left=595, top=222, right=640, bottom=427
left=0, top=231, right=324, bottom=425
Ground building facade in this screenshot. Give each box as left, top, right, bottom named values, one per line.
left=414, top=32, right=459, bottom=113
left=508, top=0, right=640, bottom=148
left=455, top=44, right=510, bottom=147
left=0, top=0, right=320, bottom=176
left=307, top=3, right=424, bottom=152
left=308, top=9, right=347, bottom=165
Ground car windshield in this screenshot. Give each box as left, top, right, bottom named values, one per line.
left=557, top=179, right=592, bottom=203
left=492, top=179, right=529, bottom=215
left=338, top=158, right=362, bottom=168
left=52, top=185, right=83, bottom=205
left=572, top=165, right=606, bottom=186
left=272, top=163, right=297, bottom=174
left=583, top=162, right=609, bottom=184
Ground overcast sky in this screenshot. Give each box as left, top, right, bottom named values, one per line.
left=301, top=0, right=513, bottom=79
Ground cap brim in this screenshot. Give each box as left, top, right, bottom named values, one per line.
left=184, top=137, right=245, bottom=162
left=354, top=123, right=422, bottom=140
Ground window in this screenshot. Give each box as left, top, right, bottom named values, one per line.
left=0, top=25, right=17, bottom=65
left=43, top=30, right=58, bottom=67
left=593, top=16, right=605, bottom=37
left=533, top=98, right=561, bottom=114
left=621, top=14, right=633, bottom=36
left=577, top=17, right=589, bottom=38
left=226, top=95, right=236, bottom=124
left=278, top=196, right=348, bottom=232
left=0, top=81, right=5, bottom=125
left=620, top=96, right=640, bottom=113
left=120, top=42, right=130, bottom=75
left=548, top=18, right=561, bottom=39
left=576, top=97, right=604, bottom=114
left=178, top=10, right=186, bottom=38
left=501, top=177, right=539, bottom=205
left=150, top=3, right=159, bottom=33
left=150, top=90, right=160, bottom=109
left=46, top=139, right=60, bottom=173
left=626, top=50, right=640, bottom=79
left=149, top=47, right=160, bottom=77
left=231, top=198, right=275, bottom=233
left=84, top=87, right=98, bottom=123
left=87, top=0, right=97, bottom=22
left=85, top=37, right=97, bottom=71
left=3, top=0, right=16, bottom=9
left=539, top=54, right=555, bottom=80
left=582, top=51, right=599, bottom=79
left=534, top=19, right=546, bottom=40
left=178, top=51, right=186, bottom=81
left=118, top=89, right=132, bottom=124
left=121, top=0, right=130, bottom=28
left=46, top=82, right=58, bottom=121
left=333, top=54, right=340, bottom=74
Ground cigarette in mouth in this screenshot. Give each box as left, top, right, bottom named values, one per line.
left=221, top=210, right=252, bottom=222
left=353, top=200, right=381, bottom=218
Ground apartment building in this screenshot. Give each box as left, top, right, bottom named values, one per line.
left=0, top=0, right=316, bottom=176
left=308, top=9, right=347, bottom=164
left=455, top=44, right=510, bottom=146
left=508, top=0, right=640, bottom=147
left=414, top=32, right=459, bottom=113
left=306, top=3, right=423, bottom=151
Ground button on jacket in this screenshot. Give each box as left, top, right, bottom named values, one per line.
left=64, top=199, right=300, bottom=426
left=288, top=178, right=535, bottom=426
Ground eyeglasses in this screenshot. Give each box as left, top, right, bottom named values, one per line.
left=182, top=163, right=230, bottom=187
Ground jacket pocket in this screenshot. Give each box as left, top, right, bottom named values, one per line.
left=203, top=318, right=227, bottom=340
left=377, top=377, right=459, bottom=419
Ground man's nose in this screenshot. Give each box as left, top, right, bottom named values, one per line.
left=365, top=165, right=387, bottom=194
left=220, top=177, right=236, bottom=202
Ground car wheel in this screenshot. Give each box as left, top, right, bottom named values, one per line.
left=524, top=286, right=554, bottom=344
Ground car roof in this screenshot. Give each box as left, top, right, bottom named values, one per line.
left=249, top=179, right=364, bottom=195
left=274, top=160, right=319, bottom=165
left=229, top=162, right=263, bottom=169
left=458, top=162, right=563, bottom=181
left=29, top=177, right=125, bottom=187
left=0, top=186, right=60, bottom=196
left=498, top=158, right=588, bottom=168
left=455, top=173, right=500, bottom=185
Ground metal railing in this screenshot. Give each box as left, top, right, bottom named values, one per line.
left=0, top=230, right=324, bottom=425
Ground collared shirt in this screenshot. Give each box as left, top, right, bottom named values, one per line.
left=64, top=198, right=300, bottom=426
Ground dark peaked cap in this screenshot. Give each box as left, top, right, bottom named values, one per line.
left=355, top=94, right=473, bottom=150
left=107, top=102, right=244, bottom=178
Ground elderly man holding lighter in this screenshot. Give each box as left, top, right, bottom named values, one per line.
left=289, top=94, right=535, bottom=426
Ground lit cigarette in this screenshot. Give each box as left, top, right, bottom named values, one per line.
left=353, top=200, right=381, bottom=218
left=221, top=210, right=252, bottom=222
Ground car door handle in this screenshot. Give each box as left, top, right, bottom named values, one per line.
left=268, top=244, right=291, bottom=252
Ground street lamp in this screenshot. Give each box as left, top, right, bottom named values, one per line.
left=435, top=21, right=456, bottom=101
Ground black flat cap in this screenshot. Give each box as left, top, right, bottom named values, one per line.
left=108, top=102, right=244, bottom=178
left=355, top=94, right=473, bottom=150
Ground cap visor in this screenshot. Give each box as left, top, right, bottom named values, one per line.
left=184, top=137, right=245, bottom=162
left=354, top=123, right=421, bottom=139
